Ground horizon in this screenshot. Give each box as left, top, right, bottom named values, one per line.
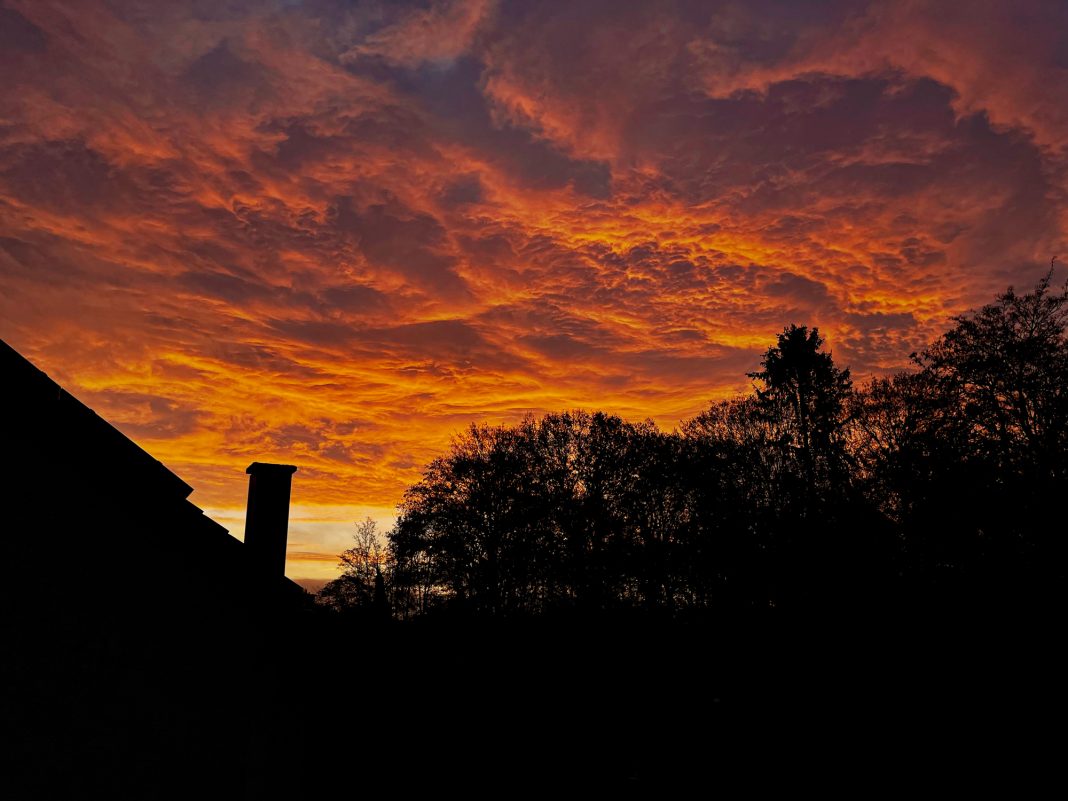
left=4, top=1, right=1068, bottom=579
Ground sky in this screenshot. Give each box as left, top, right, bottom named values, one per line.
left=2, top=0, right=1067, bottom=582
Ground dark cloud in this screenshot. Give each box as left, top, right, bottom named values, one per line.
left=845, top=311, right=917, bottom=332
left=377, top=56, right=613, bottom=197
left=81, top=391, right=204, bottom=440
left=0, top=140, right=114, bottom=213
left=329, top=196, right=471, bottom=297
left=178, top=270, right=274, bottom=304
left=0, top=7, right=47, bottom=54
left=367, top=319, right=528, bottom=371
left=209, top=343, right=324, bottom=378
left=319, top=283, right=391, bottom=315
left=438, top=173, right=484, bottom=206
left=629, top=345, right=757, bottom=384
left=765, top=272, right=833, bottom=308
left=267, top=318, right=358, bottom=347
left=519, top=332, right=609, bottom=362
left=0, top=236, right=67, bottom=279
left=266, top=122, right=348, bottom=170
left=180, top=38, right=273, bottom=106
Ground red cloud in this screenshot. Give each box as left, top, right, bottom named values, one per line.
left=1, top=0, right=1065, bottom=540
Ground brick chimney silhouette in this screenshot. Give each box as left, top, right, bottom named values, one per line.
left=244, top=462, right=297, bottom=578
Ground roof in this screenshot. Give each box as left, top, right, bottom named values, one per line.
left=0, top=336, right=306, bottom=608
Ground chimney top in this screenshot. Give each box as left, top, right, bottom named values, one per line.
left=247, top=462, right=297, bottom=476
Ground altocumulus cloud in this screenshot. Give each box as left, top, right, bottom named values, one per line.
left=1, top=1, right=1067, bottom=573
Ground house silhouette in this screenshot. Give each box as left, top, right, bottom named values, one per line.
left=0, top=338, right=311, bottom=797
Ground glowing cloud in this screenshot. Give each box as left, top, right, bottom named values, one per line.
left=2, top=0, right=1066, bottom=577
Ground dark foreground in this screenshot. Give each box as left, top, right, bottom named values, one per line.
left=4, top=604, right=1063, bottom=799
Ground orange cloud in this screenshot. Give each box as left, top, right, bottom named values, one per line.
left=341, top=0, right=495, bottom=69
left=2, top=1, right=1066, bottom=575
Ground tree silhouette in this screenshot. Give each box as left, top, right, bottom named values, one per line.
left=323, top=276, right=1068, bottom=620
left=316, top=517, right=390, bottom=615
left=906, top=272, right=1068, bottom=600
left=914, top=271, right=1068, bottom=473
left=748, top=325, right=853, bottom=499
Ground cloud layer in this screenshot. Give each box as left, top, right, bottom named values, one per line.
left=3, top=0, right=1066, bottom=572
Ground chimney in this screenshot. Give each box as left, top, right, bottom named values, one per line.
left=244, top=462, right=297, bottom=578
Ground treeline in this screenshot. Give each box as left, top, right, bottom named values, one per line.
left=319, top=274, right=1068, bottom=619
